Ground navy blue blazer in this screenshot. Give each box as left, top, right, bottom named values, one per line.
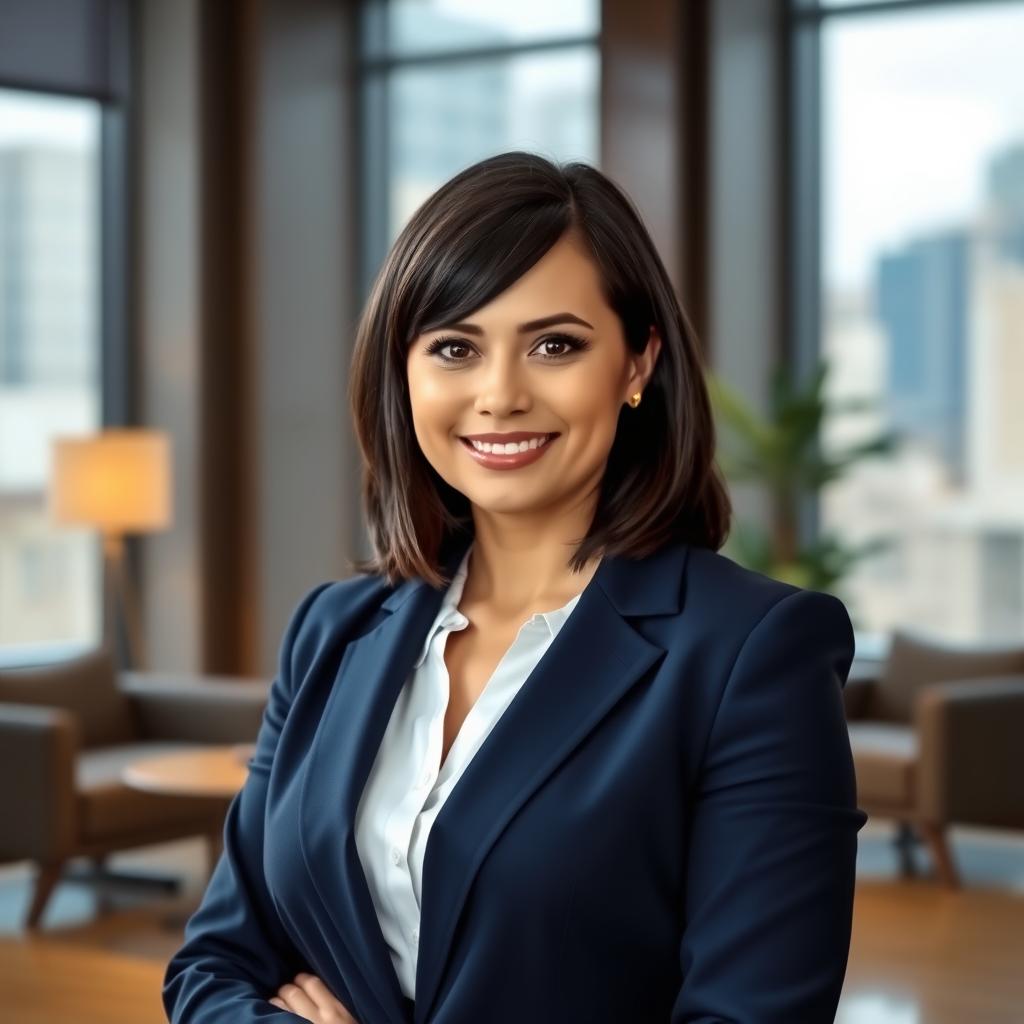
left=163, top=533, right=866, bottom=1024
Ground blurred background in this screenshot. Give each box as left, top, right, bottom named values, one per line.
left=0, top=1, right=1022, bottom=1022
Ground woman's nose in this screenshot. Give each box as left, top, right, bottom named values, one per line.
left=473, top=357, right=531, bottom=415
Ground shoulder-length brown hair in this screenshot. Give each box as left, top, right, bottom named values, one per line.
left=347, top=150, right=731, bottom=588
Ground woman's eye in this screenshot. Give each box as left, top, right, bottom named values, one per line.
left=539, top=338, right=573, bottom=358
left=424, top=333, right=591, bottom=364
left=430, top=339, right=472, bottom=362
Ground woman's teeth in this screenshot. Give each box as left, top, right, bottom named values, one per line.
left=468, top=435, right=552, bottom=454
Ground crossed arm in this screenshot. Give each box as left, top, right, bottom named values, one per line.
left=161, top=582, right=351, bottom=1023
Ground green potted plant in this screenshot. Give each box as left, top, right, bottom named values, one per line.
left=707, top=357, right=898, bottom=597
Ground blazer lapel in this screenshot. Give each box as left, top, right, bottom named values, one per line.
left=298, top=535, right=472, bottom=1023
left=297, top=533, right=690, bottom=1024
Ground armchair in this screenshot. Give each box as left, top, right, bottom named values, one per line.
left=844, top=630, right=1024, bottom=888
left=0, top=648, right=269, bottom=930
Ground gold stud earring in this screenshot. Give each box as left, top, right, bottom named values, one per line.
left=629, top=392, right=642, bottom=409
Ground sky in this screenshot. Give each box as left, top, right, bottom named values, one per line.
left=0, top=89, right=97, bottom=146
left=823, top=1, right=1024, bottom=291
left=388, top=0, right=598, bottom=46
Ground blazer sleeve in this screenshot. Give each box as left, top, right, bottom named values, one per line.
left=671, top=588, right=867, bottom=1024
left=162, top=580, right=333, bottom=1024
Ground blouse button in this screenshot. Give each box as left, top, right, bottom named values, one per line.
left=391, top=847, right=403, bottom=866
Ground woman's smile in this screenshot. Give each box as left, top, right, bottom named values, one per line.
left=457, top=432, right=560, bottom=470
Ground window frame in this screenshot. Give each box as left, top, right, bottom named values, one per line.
left=0, top=0, right=137, bottom=665
left=353, top=0, right=602, bottom=300
left=785, top=0, right=1023, bottom=649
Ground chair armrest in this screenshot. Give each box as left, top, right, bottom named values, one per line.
left=915, top=675, right=1024, bottom=826
left=119, top=676, right=270, bottom=744
left=0, top=705, right=78, bottom=862
left=842, top=659, right=881, bottom=721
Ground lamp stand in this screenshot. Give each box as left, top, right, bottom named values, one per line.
left=102, top=532, right=146, bottom=670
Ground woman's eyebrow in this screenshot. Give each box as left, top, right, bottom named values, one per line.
left=439, top=312, right=595, bottom=336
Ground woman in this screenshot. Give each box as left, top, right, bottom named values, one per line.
left=163, top=151, right=866, bottom=1024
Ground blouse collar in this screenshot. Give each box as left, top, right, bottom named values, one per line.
left=412, top=541, right=584, bottom=669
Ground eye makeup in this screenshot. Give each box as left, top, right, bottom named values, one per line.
left=424, top=332, right=592, bottom=365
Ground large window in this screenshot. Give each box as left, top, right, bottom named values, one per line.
left=357, top=0, right=600, bottom=294
left=793, top=0, right=1024, bottom=643
left=0, top=89, right=103, bottom=661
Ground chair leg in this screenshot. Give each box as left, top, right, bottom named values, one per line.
left=25, top=861, right=65, bottom=931
left=893, top=819, right=919, bottom=877
left=918, top=821, right=961, bottom=888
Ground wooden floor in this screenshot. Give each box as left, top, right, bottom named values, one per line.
left=1, top=819, right=1022, bottom=1024
left=0, top=938, right=168, bottom=1024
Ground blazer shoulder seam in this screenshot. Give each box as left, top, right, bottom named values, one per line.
left=693, top=588, right=809, bottom=778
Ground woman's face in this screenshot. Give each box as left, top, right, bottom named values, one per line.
left=406, top=231, right=661, bottom=520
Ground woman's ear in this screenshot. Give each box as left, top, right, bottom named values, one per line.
left=634, top=325, right=662, bottom=391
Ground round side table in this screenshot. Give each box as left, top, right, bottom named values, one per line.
left=123, top=744, right=253, bottom=799
left=121, top=744, right=255, bottom=929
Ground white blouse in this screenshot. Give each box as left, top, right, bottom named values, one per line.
left=353, top=540, right=585, bottom=999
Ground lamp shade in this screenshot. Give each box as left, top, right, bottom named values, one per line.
left=49, top=428, right=172, bottom=533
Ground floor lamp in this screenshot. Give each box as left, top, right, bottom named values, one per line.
left=49, top=429, right=172, bottom=671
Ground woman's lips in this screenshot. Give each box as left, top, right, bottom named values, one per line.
left=458, top=433, right=559, bottom=470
